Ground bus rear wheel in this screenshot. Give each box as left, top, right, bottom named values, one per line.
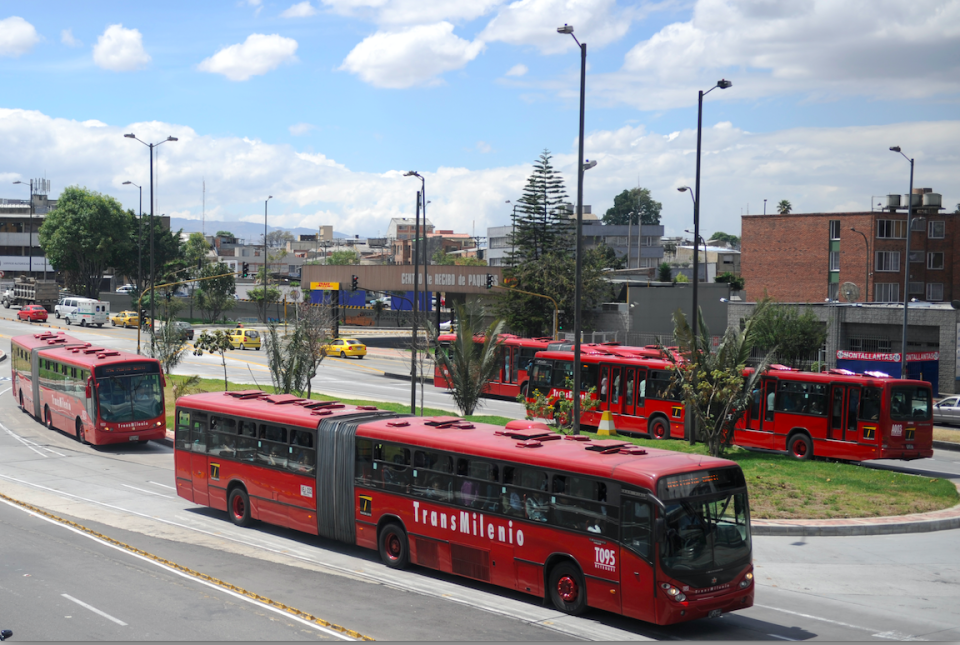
left=75, top=418, right=87, bottom=444
left=788, top=433, right=812, bottom=460
left=650, top=417, right=669, bottom=440
left=378, top=523, right=409, bottom=569
left=548, top=562, right=587, bottom=615
left=228, top=488, right=253, bottom=527
left=44, top=406, right=53, bottom=429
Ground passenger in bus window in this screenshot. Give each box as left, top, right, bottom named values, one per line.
left=458, top=460, right=479, bottom=506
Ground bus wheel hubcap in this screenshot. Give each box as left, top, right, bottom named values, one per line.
left=387, top=535, right=401, bottom=559
left=794, top=441, right=805, bottom=455
left=233, top=497, right=244, bottom=517
left=557, top=576, right=578, bottom=602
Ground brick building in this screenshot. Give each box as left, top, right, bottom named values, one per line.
left=742, top=189, right=957, bottom=304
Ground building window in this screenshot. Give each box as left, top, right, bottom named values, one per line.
left=829, top=251, right=840, bottom=272
left=909, top=250, right=924, bottom=263
left=640, top=257, right=658, bottom=268
left=875, top=251, right=900, bottom=272
left=909, top=281, right=924, bottom=294
left=911, top=217, right=925, bottom=231
left=927, top=252, right=944, bottom=270
left=850, top=338, right=892, bottom=352
left=642, top=236, right=658, bottom=247
left=829, top=220, right=840, bottom=240
left=828, top=283, right=839, bottom=301
left=875, top=283, right=899, bottom=302
left=876, top=220, right=906, bottom=239
left=926, top=283, right=943, bottom=301
left=928, top=221, right=945, bottom=238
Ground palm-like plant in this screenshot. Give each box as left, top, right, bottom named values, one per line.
left=665, top=302, right=775, bottom=457
left=432, top=302, right=504, bottom=416
left=777, top=199, right=792, bottom=214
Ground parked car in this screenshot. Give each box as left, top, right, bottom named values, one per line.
left=933, top=396, right=960, bottom=426
left=17, top=304, right=48, bottom=323
left=110, top=310, right=140, bottom=328
left=116, top=284, right=136, bottom=294
left=155, top=320, right=194, bottom=340
left=323, top=338, right=367, bottom=359
left=229, top=328, right=261, bottom=350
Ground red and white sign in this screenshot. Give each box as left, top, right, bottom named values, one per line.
left=836, top=350, right=939, bottom=362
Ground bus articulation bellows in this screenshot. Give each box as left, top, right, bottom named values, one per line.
left=174, top=390, right=754, bottom=624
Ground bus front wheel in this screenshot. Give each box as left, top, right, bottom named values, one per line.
left=228, top=488, right=253, bottom=527
left=548, top=562, right=587, bottom=615
left=379, top=523, right=409, bottom=569
left=650, top=417, right=669, bottom=440
left=788, top=433, right=812, bottom=460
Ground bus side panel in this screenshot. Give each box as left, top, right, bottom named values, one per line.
left=175, top=449, right=195, bottom=503
left=275, top=471, right=319, bottom=535
left=619, top=548, right=656, bottom=623
left=355, top=487, right=379, bottom=550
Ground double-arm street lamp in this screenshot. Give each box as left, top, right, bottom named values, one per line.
left=124, top=133, right=178, bottom=355
left=404, top=171, right=427, bottom=415
left=122, top=181, right=143, bottom=295
left=557, top=23, right=592, bottom=434
left=890, top=145, right=915, bottom=379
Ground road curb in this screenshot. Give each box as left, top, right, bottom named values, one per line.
left=933, top=439, right=960, bottom=453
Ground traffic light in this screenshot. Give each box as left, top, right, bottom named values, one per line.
left=351, top=275, right=359, bottom=291
left=485, top=274, right=493, bottom=289
left=242, top=262, right=249, bottom=278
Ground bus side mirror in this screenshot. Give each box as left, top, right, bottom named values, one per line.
left=654, top=517, right=665, bottom=542
left=161, top=374, right=167, bottom=388
left=85, top=377, right=92, bottom=399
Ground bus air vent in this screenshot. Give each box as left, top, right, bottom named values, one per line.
left=224, top=390, right=267, bottom=399
left=827, top=368, right=856, bottom=376
left=296, top=400, right=341, bottom=408
left=425, top=416, right=462, bottom=426
left=34, top=331, right=60, bottom=340
left=585, top=441, right=630, bottom=452
left=563, top=435, right=591, bottom=442
left=82, top=348, right=105, bottom=354
left=386, top=420, right=410, bottom=427
left=355, top=405, right=378, bottom=411
left=312, top=410, right=334, bottom=416
left=263, top=394, right=304, bottom=405
left=620, top=446, right=648, bottom=455
left=309, top=404, right=346, bottom=412
left=498, top=428, right=553, bottom=440
left=504, top=420, right=551, bottom=432
left=45, top=337, right=69, bottom=345
left=516, top=439, right=543, bottom=448
left=97, top=351, right=121, bottom=358
left=863, top=370, right=891, bottom=378
left=769, top=364, right=798, bottom=371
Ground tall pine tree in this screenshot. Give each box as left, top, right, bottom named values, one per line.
left=506, top=150, right=572, bottom=265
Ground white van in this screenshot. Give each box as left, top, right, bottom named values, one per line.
left=55, top=297, right=109, bottom=327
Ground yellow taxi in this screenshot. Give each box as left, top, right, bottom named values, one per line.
left=110, top=310, right=140, bottom=328
left=229, top=328, right=261, bottom=350
left=323, top=338, right=367, bottom=359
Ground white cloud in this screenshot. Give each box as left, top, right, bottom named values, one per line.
left=476, top=141, right=493, bottom=153
left=505, top=63, right=527, bottom=77
left=289, top=122, right=316, bottom=135
left=340, top=22, right=484, bottom=88
left=92, top=24, right=151, bottom=71
left=320, top=0, right=503, bottom=26
left=61, top=28, right=82, bottom=47
left=1, top=107, right=957, bottom=243
left=479, top=0, right=632, bottom=55
left=281, top=1, right=318, bottom=18
left=0, top=16, right=40, bottom=57
left=597, top=0, right=960, bottom=110
left=198, top=34, right=299, bottom=81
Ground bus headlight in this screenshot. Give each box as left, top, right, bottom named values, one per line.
left=660, top=583, right=686, bottom=602
left=739, top=572, right=753, bottom=588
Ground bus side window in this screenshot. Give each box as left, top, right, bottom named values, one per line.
left=288, top=429, right=316, bottom=475
left=355, top=438, right=375, bottom=487
left=175, top=409, right=191, bottom=450
left=191, top=413, right=208, bottom=452
left=621, top=499, right=652, bottom=560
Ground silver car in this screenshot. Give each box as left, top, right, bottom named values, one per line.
left=932, top=396, right=960, bottom=426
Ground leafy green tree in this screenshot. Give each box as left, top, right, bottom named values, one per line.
left=715, top=272, right=745, bottom=291
left=602, top=187, right=662, bottom=226
left=658, top=262, right=672, bottom=282
left=708, top=231, right=740, bottom=248
left=674, top=273, right=689, bottom=283
left=752, top=300, right=826, bottom=368
left=266, top=229, right=294, bottom=248
left=432, top=248, right=486, bottom=266
left=194, top=262, right=236, bottom=322
left=184, top=232, right=210, bottom=268
left=665, top=302, right=774, bottom=457
left=328, top=250, right=359, bottom=265
left=215, top=230, right=234, bottom=238
left=38, top=186, right=135, bottom=297
left=263, top=304, right=333, bottom=397
left=432, top=302, right=504, bottom=416
left=192, top=330, right=235, bottom=391
left=777, top=200, right=792, bottom=214
left=248, top=285, right=282, bottom=322
left=148, top=314, right=190, bottom=375
left=506, top=149, right=572, bottom=265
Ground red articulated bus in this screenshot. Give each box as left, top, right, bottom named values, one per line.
left=174, top=391, right=754, bottom=624
left=10, top=331, right=167, bottom=445
left=528, top=350, right=686, bottom=440
left=735, top=366, right=933, bottom=461
left=434, top=334, right=554, bottom=398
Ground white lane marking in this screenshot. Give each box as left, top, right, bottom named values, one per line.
left=121, top=484, right=174, bottom=499
left=756, top=604, right=926, bottom=640
left=767, top=635, right=796, bottom=641
left=0, top=498, right=356, bottom=640
left=873, top=632, right=927, bottom=641
left=0, top=387, right=10, bottom=395
left=61, top=594, right=128, bottom=626
left=0, top=421, right=67, bottom=458
left=147, top=481, right=176, bottom=490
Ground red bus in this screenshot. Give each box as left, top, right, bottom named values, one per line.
left=434, top=334, right=553, bottom=398
left=174, top=391, right=754, bottom=624
left=736, top=366, right=933, bottom=461
left=529, top=350, right=686, bottom=440
left=10, top=331, right=167, bottom=445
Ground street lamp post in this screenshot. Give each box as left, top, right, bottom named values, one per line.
left=557, top=23, right=589, bottom=434
left=890, top=146, right=915, bottom=379
left=264, top=196, right=273, bottom=323
left=404, top=171, right=426, bottom=415
left=12, top=180, right=34, bottom=277
left=505, top=200, right=519, bottom=263
left=850, top=227, right=870, bottom=301
left=122, top=181, right=143, bottom=295
left=124, top=133, right=178, bottom=355
left=690, top=79, right=732, bottom=343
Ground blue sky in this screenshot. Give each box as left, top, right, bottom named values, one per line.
left=1, top=0, right=958, bottom=241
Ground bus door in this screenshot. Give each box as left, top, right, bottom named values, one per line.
left=829, top=385, right=845, bottom=441
left=619, top=493, right=656, bottom=623
left=742, top=378, right=777, bottom=448
left=829, top=384, right=861, bottom=442
left=610, top=367, right=623, bottom=412
left=598, top=365, right=611, bottom=412
left=189, top=413, right=210, bottom=506
left=846, top=387, right=861, bottom=442
left=621, top=368, right=636, bottom=416
left=507, top=347, right=518, bottom=384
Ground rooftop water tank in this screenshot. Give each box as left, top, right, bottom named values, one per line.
left=922, top=192, right=942, bottom=207
left=903, top=193, right=921, bottom=207
left=886, top=194, right=901, bottom=208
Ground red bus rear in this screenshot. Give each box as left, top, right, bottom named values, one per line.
left=528, top=350, right=686, bottom=440
left=11, top=331, right=167, bottom=445
left=174, top=391, right=754, bottom=625
left=736, top=366, right=933, bottom=461
left=434, top=334, right=553, bottom=398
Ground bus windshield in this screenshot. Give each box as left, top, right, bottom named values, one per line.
left=890, top=386, right=931, bottom=421
left=97, top=374, right=164, bottom=423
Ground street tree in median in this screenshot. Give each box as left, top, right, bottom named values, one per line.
left=192, top=330, right=235, bottom=391
left=432, top=301, right=504, bottom=416
left=38, top=186, right=135, bottom=297
left=194, top=261, right=236, bottom=323
left=149, top=314, right=190, bottom=375
left=264, top=303, right=333, bottom=398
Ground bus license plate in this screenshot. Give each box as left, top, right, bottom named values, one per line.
left=906, top=444, right=913, bottom=449
left=129, top=436, right=139, bottom=441
left=708, top=609, right=722, bottom=619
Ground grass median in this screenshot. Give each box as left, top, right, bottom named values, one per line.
left=164, top=375, right=958, bottom=521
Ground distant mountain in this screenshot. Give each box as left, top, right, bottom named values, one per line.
left=169, top=217, right=351, bottom=243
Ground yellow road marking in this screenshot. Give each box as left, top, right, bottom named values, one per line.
left=0, top=491, right=374, bottom=641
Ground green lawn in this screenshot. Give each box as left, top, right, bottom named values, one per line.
left=164, top=375, right=958, bottom=521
